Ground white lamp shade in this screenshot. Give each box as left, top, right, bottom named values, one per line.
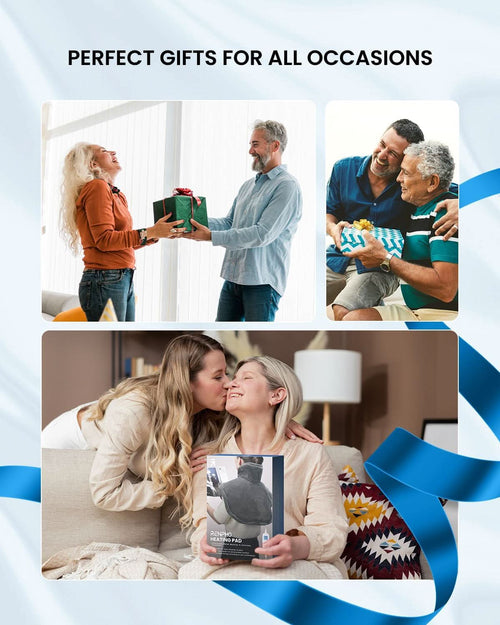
left=294, top=349, right=362, bottom=403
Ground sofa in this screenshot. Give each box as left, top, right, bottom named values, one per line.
left=42, top=290, right=83, bottom=321
left=42, top=445, right=435, bottom=580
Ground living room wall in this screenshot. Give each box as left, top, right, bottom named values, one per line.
left=42, top=330, right=457, bottom=459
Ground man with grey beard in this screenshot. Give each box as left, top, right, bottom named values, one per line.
left=183, top=120, right=302, bottom=322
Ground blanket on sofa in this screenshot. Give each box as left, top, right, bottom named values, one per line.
left=42, top=542, right=180, bottom=580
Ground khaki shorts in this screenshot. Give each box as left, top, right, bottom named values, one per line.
left=326, top=263, right=399, bottom=309
left=374, top=305, right=458, bottom=321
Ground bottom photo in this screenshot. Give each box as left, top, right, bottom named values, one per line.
left=41, top=330, right=457, bottom=581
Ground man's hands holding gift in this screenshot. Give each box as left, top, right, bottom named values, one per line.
left=344, top=232, right=387, bottom=268
left=328, top=220, right=351, bottom=249
left=181, top=219, right=212, bottom=241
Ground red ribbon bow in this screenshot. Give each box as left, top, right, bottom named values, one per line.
left=172, top=187, right=201, bottom=207
left=161, top=188, right=202, bottom=222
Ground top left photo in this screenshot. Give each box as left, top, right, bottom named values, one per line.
left=41, top=100, right=316, bottom=323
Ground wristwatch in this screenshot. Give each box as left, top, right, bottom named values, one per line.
left=380, top=252, right=394, bottom=273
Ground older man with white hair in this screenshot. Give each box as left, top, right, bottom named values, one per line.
left=341, top=140, right=458, bottom=321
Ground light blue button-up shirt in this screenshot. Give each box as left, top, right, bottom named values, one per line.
left=209, top=165, right=302, bottom=296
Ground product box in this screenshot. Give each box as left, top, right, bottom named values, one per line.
left=206, top=454, right=284, bottom=561
left=153, top=190, right=208, bottom=232
left=340, top=225, right=404, bottom=258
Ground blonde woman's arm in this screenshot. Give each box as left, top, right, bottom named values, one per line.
left=89, top=394, right=167, bottom=511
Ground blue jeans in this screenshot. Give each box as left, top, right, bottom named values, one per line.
left=216, top=281, right=281, bottom=322
left=79, top=268, right=135, bottom=322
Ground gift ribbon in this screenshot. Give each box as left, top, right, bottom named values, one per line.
left=216, top=170, right=500, bottom=624
left=1, top=169, right=499, bottom=624
left=0, top=337, right=498, bottom=623
left=168, top=187, right=202, bottom=223
left=0, top=466, right=40, bottom=502
left=218, top=335, right=500, bottom=624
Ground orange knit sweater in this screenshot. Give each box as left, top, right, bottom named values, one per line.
left=76, top=179, right=140, bottom=270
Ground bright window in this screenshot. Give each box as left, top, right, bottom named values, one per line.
left=42, top=100, right=315, bottom=321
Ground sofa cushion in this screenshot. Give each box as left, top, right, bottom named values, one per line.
left=158, top=498, right=191, bottom=562
left=42, top=449, right=161, bottom=563
left=324, top=445, right=368, bottom=482
left=53, top=307, right=87, bottom=322
left=338, top=467, right=422, bottom=580
left=42, top=290, right=80, bottom=320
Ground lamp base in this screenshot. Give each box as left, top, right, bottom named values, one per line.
left=322, top=403, right=340, bottom=446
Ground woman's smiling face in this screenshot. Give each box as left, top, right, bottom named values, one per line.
left=225, top=361, right=275, bottom=416
left=90, top=145, right=121, bottom=177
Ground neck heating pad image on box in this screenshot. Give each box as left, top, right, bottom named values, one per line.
left=206, top=454, right=284, bottom=561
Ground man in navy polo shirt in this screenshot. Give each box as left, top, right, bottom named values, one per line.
left=326, top=119, right=458, bottom=320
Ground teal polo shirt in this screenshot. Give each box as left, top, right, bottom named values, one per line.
left=402, top=191, right=458, bottom=310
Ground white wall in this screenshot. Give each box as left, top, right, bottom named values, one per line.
left=325, top=100, right=459, bottom=177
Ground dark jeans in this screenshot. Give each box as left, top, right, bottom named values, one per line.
left=216, top=281, right=281, bottom=322
left=79, top=268, right=135, bottom=322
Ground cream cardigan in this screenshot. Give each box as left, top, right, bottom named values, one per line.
left=81, top=392, right=166, bottom=511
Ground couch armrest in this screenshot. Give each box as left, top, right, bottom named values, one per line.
left=42, top=290, right=80, bottom=319
left=42, top=449, right=162, bottom=562
left=324, top=445, right=368, bottom=482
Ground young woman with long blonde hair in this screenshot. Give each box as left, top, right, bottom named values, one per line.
left=42, top=336, right=317, bottom=527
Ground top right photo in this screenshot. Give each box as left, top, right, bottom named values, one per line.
left=325, top=101, right=459, bottom=322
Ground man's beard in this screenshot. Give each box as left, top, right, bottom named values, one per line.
left=370, top=153, right=400, bottom=179
left=252, top=152, right=271, bottom=172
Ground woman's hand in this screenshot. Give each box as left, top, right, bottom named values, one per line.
left=147, top=214, right=186, bottom=240
left=286, top=420, right=322, bottom=443
left=190, top=447, right=208, bottom=473
left=252, top=533, right=310, bottom=569
left=199, top=532, right=230, bottom=566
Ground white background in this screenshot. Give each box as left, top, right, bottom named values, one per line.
left=1, top=1, right=499, bottom=624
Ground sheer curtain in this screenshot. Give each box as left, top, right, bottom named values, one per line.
left=42, top=100, right=315, bottom=321
left=41, top=100, right=178, bottom=321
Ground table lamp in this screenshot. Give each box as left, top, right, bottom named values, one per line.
left=294, top=349, right=362, bottom=445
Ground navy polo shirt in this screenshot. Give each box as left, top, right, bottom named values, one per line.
left=326, top=155, right=414, bottom=274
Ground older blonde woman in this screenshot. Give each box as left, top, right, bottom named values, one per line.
left=180, top=356, right=348, bottom=580
left=60, top=142, right=182, bottom=321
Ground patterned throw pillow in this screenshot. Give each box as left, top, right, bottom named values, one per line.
left=338, top=465, right=422, bottom=580
left=337, top=464, right=359, bottom=484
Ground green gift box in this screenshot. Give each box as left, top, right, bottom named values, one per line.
left=153, top=189, right=208, bottom=233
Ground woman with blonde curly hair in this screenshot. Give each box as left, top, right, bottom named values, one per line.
left=181, top=355, right=348, bottom=579
left=60, top=142, right=183, bottom=321
left=42, top=335, right=317, bottom=527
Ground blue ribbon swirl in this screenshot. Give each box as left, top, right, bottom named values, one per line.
left=0, top=466, right=40, bottom=502
left=217, top=170, right=500, bottom=624
left=460, top=168, right=500, bottom=207
left=219, top=333, right=500, bottom=624
left=2, top=170, right=500, bottom=624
